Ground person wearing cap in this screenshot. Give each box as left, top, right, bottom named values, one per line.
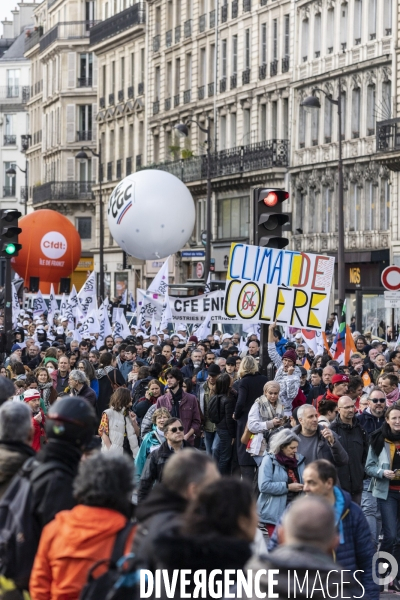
left=225, top=356, right=239, bottom=381
left=267, top=323, right=301, bottom=416
left=198, top=363, right=221, bottom=455
left=24, top=389, right=47, bottom=452
left=299, top=367, right=311, bottom=397
left=317, top=373, right=350, bottom=410
left=271, top=327, right=288, bottom=357
left=330, top=396, right=369, bottom=505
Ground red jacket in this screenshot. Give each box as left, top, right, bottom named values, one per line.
left=156, top=390, right=201, bottom=445
left=31, top=409, right=46, bottom=452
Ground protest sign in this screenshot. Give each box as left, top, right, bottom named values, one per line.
left=224, top=243, right=334, bottom=330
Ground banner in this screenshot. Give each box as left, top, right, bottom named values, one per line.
left=224, top=244, right=335, bottom=330
left=137, top=289, right=232, bottom=323
left=77, top=272, right=97, bottom=315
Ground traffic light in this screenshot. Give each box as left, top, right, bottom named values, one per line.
left=0, top=209, right=22, bottom=258
left=253, top=188, right=290, bottom=249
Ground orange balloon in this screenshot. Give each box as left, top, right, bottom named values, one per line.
left=11, top=209, right=82, bottom=294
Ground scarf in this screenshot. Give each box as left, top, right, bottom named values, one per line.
left=169, top=387, right=183, bottom=419
left=38, top=381, right=54, bottom=410
left=386, top=387, right=400, bottom=407
left=256, top=396, right=283, bottom=420
left=370, top=421, right=400, bottom=457
left=97, top=365, right=115, bottom=378
left=275, top=452, right=298, bottom=470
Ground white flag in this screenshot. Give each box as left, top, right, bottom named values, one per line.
left=11, top=283, right=20, bottom=327
left=97, top=303, right=113, bottom=348
left=121, top=289, right=128, bottom=305
left=33, top=290, right=47, bottom=317
left=79, top=308, right=100, bottom=337
left=113, top=310, right=131, bottom=339
left=194, top=309, right=212, bottom=340
left=332, top=316, right=339, bottom=335
left=130, top=292, right=136, bottom=313
left=150, top=313, right=157, bottom=336
left=77, top=272, right=97, bottom=315
left=204, top=272, right=211, bottom=294
left=160, top=289, right=173, bottom=330
left=147, top=258, right=169, bottom=296
left=49, top=283, right=58, bottom=314
left=60, top=293, right=68, bottom=315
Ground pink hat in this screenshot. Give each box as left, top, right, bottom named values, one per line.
left=23, top=389, right=41, bottom=403
left=282, top=349, right=297, bottom=364
left=331, top=374, right=350, bottom=385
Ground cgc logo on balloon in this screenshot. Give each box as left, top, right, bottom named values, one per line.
left=107, top=181, right=133, bottom=224
left=40, top=232, right=68, bottom=259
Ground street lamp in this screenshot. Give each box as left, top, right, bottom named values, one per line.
left=301, top=80, right=345, bottom=311
left=75, top=140, right=104, bottom=299
left=174, top=118, right=212, bottom=284
left=6, top=164, right=28, bottom=215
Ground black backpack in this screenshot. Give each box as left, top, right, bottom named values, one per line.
left=0, top=458, right=71, bottom=590
left=80, top=521, right=140, bottom=600
left=207, top=394, right=222, bottom=424
left=131, top=380, right=149, bottom=409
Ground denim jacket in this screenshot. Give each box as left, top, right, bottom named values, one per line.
left=365, top=442, right=392, bottom=500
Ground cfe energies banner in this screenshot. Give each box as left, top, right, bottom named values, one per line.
left=137, top=289, right=234, bottom=323
left=224, top=243, right=335, bottom=330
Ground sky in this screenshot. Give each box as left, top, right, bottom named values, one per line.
left=1, top=0, right=41, bottom=35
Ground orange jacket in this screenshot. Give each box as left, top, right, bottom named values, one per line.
left=30, top=505, right=135, bottom=600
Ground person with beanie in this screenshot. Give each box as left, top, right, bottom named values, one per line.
left=23, top=389, right=46, bottom=452
left=267, top=323, right=301, bottom=415
left=316, top=374, right=350, bottom=410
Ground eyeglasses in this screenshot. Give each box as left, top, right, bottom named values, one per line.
left=371, top=398, right=386, bottom=404
left=169, top=426, right=184, bottom=433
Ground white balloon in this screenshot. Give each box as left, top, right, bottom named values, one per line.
left=107, top=170, right=196, bottom=260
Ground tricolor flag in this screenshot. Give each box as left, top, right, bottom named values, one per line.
left=330, top=301, right=347, bottom=365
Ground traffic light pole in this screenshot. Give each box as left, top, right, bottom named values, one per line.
left=4, top=258, right=13, bottom=355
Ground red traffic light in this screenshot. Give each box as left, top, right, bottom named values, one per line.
left=260, top=189, right=289, bottom=207
left=263, top=192, right=278, bottom=207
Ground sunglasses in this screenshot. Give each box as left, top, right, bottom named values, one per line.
left=371, top=398, right=386, bottom=404
left=169, top=426, right=184, bottom=433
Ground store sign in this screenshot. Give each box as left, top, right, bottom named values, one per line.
left=181, top=250, right=205, bottom=258
left=349, top=267, right=361, bottom=286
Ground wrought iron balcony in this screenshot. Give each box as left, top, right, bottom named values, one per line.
left=0, top=86, right=30, bottom=103
left=198, top=86, right=205, bottom=100
left=230, top=74, right=237, bottom=89
left=138, top=139, right=289, bottom=183
left=259, top=64, right=266, bottom=79
left=377, top=118, right=400, bottom=154
left=210, top=10, right=216, bottom=27
left=3, top=187, right=15, bottom=197
left=107, top=162, right=113, bottom=181
left=199, top=14, right=206, bottom=32
left=208, top=82, right=215, bottom=96
left=77, top=130, right=92, bottom=141
left=116, top=159, right=122, bottom=179
left=153, top=100, right=160, bottom=115
left=40, top=21, right=99, bottom=53
left=260, top=0, right=267, bottom=5
left=118, top=89, right=124, bottom=102
left=355, top=38, right=361, bottom=45
left=165, top=97, right=171, bottom=110
left=327, top=46, right=333, bottom=53
left=32, top=181, right=94, bottom=204
left=109, top=93, right=115, bottom=105
left=24, top=27, right=43, bottom=52
left=243, top=0, right=251, bottom=11
left=126, top=157, right=132, bottom=175
left=3, top=135, right=16, bottom=145
left=386, top=28, right=392, bottom=35
left=220, top=78, right=227, bottom=92
left=184, top=19, right=192, bottom=37
left=184, top=89, right=191, bottom=103
left=175, top=25, right=181, bottom=43
left=270, top=59, right=278, bottom=76
left=242, top=69, right=250, bottom=84
left=90, top=2, right=145, bottom=46
left=174, top=93, right=180, bottom=107
left=128, top=86, right=134, bottom=99
left=221, top=4, right=228, bottom=22
left=282, top=56, right=289, bottom=73
left=153, top=34, right=160, bottom=52
left=136, top=154, right=142, bottom=168
left=341, top=42, right=347, bottom=52
left=100, top=97, right=105, bottom=108
left=232, top=0, right=238, bottom=18
left=166, top=29, right=172, bottom=47
left=78, top=77, right=93, bottom=87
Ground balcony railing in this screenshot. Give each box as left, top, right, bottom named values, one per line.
left=90, top=2, right=145, bottom=46
left=3, top=135, right=16, bottom=145
left=117, top=89, right=123, bottom=102
left=198, top=86, right=205, bottom=100
left=24, top=27, right=43, bottom=52
left=136, top=154, right=142, bottom=168
left=243, top=0, right=251, bottom=11
left=232, top=0, right=238, bottom=18
left=138, top=82, right=144, bottom=95
left=78, top=77, right=93, bottom=87
left=175, top=25, right=181, bottom=42
left=261, top=0, right=267, bottom=5
left=126, top=157, right=132, bottom=175
left=3, top=187, right=15, bottom=197
left=259, top=64, right=266, bottom=79
left=221, top=4, right=228, bottom=22
left=128, top=86, right=134, bottom=99
left=230, top=74, right=237, bottom=89
left=242, top=69, right=250, bottom=84
left=139, top=139, right=289, bottom=182
left=153, top=34, right=160, bottom=52
left=109, top=93, right=115, bottom=105
left=270, top=59, right=278, bottom=76
left=208, top=82, right=214, bottom=96
left=199, top=14, right=206, bottom=32
left=174, top=93, right=180, bottom=107
left=116, top=159, right=122, bottom=179
left=220, top=78, right=226, bottom=92
left=77, top=130, right=92, bottom=141
left=166, top=29, right=172, bottom=47
left=282, top=56, right=289, bottom=73
left=210, top=10, right=216, bottom=27
left=184, top=89, right=191, bottom=103
left=107, top=162, right=113, bottom=181
left=40, top=21, right=99, bottom=53
left=377, top=118, right=400, bottom=153
left=0, top=86, right=30, bottom=103
left=184, top=19, right=192, bottom=37
left=153, top=100, right=160, bottom=115
left=32, top=181, right=94, bottom=204
left=165, top=97, right=171, bottom=110
left=100, top=97, right=105, bottom=108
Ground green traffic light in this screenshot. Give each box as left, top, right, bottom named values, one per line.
left=5, top=243, right=16, bottom=255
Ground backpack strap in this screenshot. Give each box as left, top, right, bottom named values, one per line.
left=30, top=460, right=73, bottom=484
left=110, top=521, right=134, bottom=564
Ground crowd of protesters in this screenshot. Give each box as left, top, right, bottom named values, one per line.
left=1, top=306, right=399, bottom=599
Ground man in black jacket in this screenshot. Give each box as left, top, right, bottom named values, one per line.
left=330, top=396, right=369, bottom=505
left=137, top=418, right=190, bottom=502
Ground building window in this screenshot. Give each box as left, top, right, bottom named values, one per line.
left=79, top=53, right=93, bottom=85
left=340, top=92, right=346, bottom=139
left=384, top=0, right=392, bottom=34
left=349, top=184, right=360, bottom=231
left=79, top=105, right=92, bottom=136
left=368, top=0, right=377, bottom=38
left=299, top=104, right=306, bottom=148
left=381, top=180, right=390, bottom=230
left=196, top=198, right=206, bottom=242
left=311, top=104, right=319, bottom=145
left=232, top=35, right=238, bottom=74
left=314, top=13, right=321, bottom=57
left=382, top=80, right=392, bottom=117
left=76, top=217, right=92, bottom=239
left=273, top=19, right=278, bottom=61
left=4, top=162, right=16, bottom=196
left=322, top=188, right=331, bottom=233
left=218, top=197, right=249, bottom=239
left=351, top=88, right=360, bottom=138
left=260, top=104, right=266, bottom=141
left=220, top=115, right=227, bottom=149
left=301, top=19, right=308, bottom=61
left=366, top=84, right=376, bottom=135
left=261, top=23, right=267, bottom=64
left=245, top=29, right=250, bottom=69
left=340, top=4, right=348, bottom=49
left=326, top=9, right=334, bottom=53
left=284, top=15, right=289, bottom=58
left=365, top=182, right=376, bottom=231
left=221, top=39, right=227, bottom=77
left=230, top=112, right=237, bottom=147
left=324, top=97, right=332, bottom=142
left=243, top=109, right=251, bottom=144
left=7, top=69, right=20, bottom=97
left=354, top=0, right=362, bottom=43
left=271, top=101, right=277, bottom=140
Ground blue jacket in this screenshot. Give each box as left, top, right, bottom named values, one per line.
left=356, top=409, right=385, bottom=438
left=257, top=453, right=306, bottom=524
left=119, top=359, right=134, bottom=382
left=268, top=487, right=379, bottom=600
left=275, top=337, right=288, bottom=357
left=134, top=425, right=165, bottom=483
